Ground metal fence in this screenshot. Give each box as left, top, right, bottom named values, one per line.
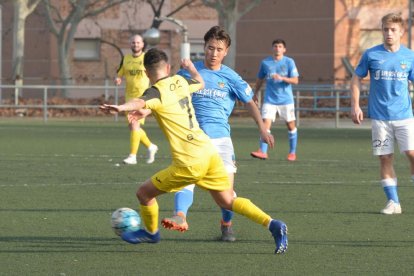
left=0, top=83, right=369, bottom=127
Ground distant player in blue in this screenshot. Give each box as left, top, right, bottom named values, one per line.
left=251, top=39, right=299, bottom=161
left=161, top=26, right=274, bottom=242
left=351, top=13, right=414, bottom=215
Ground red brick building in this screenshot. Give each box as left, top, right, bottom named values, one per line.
left=0, top=0, right=411, bottom=89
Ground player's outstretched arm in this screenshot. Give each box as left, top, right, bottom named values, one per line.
left=100, top=99, right=146, bottom=114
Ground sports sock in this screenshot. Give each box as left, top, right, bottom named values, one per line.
left=288, top=128, right=298, bottom=154
left=381, top=178, right=399, bottom=203
left=139, top=201, right=159, bottom=234
left=221, top=208, right=233, bottom=224
left=175, top=185, right=195, bottom=216
left=232, top=197, right=271, bottom=227
left=139, top=128, right=151, bottom=148
left=130, top=130, right=141, bottom=155
left=259, top=130, right=271, bottom=153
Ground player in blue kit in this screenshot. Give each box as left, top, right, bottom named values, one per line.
left=351, top=13, right=414, bottom=215
left=251, top=39, right=299, bottom=161
left=161, top=26, right=273, bottom=241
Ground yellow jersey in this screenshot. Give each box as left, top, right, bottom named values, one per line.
left=142, top=75, right=213, bottom=167
left=117, top=53, right=150, bottom=101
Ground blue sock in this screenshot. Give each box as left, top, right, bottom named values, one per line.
left=288, top=128, right=298, bottom=154
left=381, top=178, right=399, bottom=203
left=259, top=130, right=270, bottom=153
left=175, top=188, right=194, bottom=216
left=221, top=208, right=233, bottom=224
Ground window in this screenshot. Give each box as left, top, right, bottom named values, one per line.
left=359, top=30, right=382, bottom=52
left=189, top=42, right=205, bottom=62
left=74, top=39, right=100, bottom=60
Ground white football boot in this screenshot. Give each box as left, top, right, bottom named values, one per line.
left=146, top=144, right=158, bottom=164
left=123, top=154, right=137, bottom=165
left=380, top=200, right=402, bottom=215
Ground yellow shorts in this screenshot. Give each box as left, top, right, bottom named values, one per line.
left=151, top=152, right=230, bottom=193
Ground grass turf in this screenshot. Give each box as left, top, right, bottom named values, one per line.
left=1, top=118, right=414, bottom=275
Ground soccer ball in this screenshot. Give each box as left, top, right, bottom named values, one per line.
left=111, top=207, right=141, bottom=236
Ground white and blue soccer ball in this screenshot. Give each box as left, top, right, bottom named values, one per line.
left=111, top=207, right=141, bottom=236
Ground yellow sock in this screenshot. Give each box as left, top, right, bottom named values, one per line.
left=232, top=197, right=272, bottom=227
left=139, top=128, right=151, bottom=148
left=130, top=130, right=141, bottom=155
left=139, top=201, right=159, bottom=234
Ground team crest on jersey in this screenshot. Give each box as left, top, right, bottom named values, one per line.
left=400, top=61, right=409, bottom=70
left=218, top=80, right=226, bottom=88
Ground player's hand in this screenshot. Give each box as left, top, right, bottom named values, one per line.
left=272, top=73, right=283, bottom=81
left=127, top=109, right=151, bottom=123
left=100, top=104, right=121, bottom=114
left=252, top=94, right=259, bottom=106
left=114, top=77, right=122, bottom=85
left=181, top=58, right=196, bottom=72
left=351, top=106, right=363, bottom=124
left=260, top=131, right=274, bottom=148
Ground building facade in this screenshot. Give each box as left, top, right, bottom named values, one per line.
left=0, top=0, right=412, bottom=90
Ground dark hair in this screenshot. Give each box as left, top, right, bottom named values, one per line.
left=272, top=39, right=286, bottom=48
left=144, top=48, right=168, bottom=72
left=204, top=26, right=231, bottom=47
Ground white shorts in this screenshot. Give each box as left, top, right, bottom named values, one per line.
left=371, top=118, right=414, bottom=156
left=261, top=103, right=296, bottom=122
left=181, top=137, right=237, bottom=192
left=211, top=137, right=237, bottom=174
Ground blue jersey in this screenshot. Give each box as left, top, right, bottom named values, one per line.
left=178, top=61, right=253, bottom=138
left=257, top=56, right=299, bottom=105
left=355, top=44, right=414, bottom=120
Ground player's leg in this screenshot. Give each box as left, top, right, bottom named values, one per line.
left=378, top=154, right=400, bottom=214
left=372, top=120, right=400, bottom=214
left=251, top=104, right=275, bottom=160
left=121, top=178, right=165, bottom=244
left=280, top=104, right=298, bottom=161
left=286, top=120, right=297, bottom=161
left=161, top=184, right=194, bottom=232
left=395, top=117, right=414, bottom=192
left=220, top=172, right=236, bottom=242
left=138, top=121, right=158, bottom=164
left=202, top=152, right=287, bottom=254
left=123, top=118, right=141, bottom=165
left=213, top=137, right=238, bottom=241
left=209, top=189, right=288, bottom=254
left=137, top=118, right=158, bottom=164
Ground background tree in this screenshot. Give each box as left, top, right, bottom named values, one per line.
left=41, top=0, right=134, bottom=88
left=146, top=0, right=198, bottom=28
left=201, top=0, right=262, bottom=68
left=10, top=0, right=42, bottom=84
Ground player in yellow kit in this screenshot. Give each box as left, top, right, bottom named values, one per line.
left=101, top=48, right=288, bottom=254
left=115, top=34, right=158, bottom=165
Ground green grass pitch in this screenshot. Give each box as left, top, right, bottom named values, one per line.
left=1, top=118, right=414, bottom=275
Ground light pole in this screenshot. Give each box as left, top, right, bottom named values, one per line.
left=155, top=16, right=190, bottom=59
left=142, top=27, right=161, bottom=47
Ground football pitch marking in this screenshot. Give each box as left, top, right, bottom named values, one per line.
left=0, top=180, right=380, bottom=188
left=0, top=182, right=141, bottom=188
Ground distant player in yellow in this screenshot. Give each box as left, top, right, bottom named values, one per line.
left=101, top=48, right=288, bottom=254
left=115, top=34, right=158, bottom=165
